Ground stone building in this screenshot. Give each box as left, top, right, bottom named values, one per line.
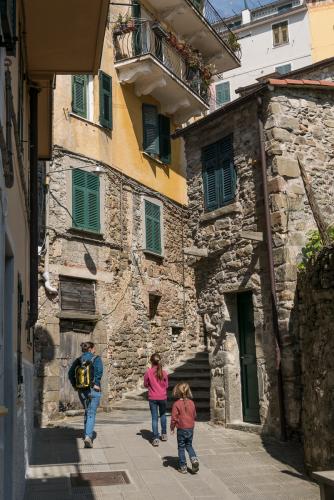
left=175, top=60, right=334, bottom=437
left=35, top=0, right=240, bottom=424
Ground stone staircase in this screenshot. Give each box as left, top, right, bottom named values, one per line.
left=112, top=350, right=211, bottom=420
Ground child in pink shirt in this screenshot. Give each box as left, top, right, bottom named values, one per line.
left=144, top=353, right=168, bottom=447
left=170, top=382, right=199, bottom=474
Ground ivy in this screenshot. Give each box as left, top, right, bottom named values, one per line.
left=298, top=227, right=334, bottom=271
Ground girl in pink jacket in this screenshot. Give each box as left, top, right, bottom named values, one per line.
left=144, top=353, right=168, bottom=446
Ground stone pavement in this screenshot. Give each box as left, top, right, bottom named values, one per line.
left=24, top=401, right=320, bottom=500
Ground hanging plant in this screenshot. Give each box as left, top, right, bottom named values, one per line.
left=113, top=13, right=136, bottom=35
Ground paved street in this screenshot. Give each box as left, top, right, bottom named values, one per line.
left=24, top=401, right=320, bottom=500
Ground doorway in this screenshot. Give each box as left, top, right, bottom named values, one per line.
left=237, top=291, right=260, bottom=424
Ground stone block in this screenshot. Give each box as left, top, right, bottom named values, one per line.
left=42, top=376, right=59, bottom=392
left=287, top=180, right=304, bottom=196
left=273, top=157, right=300, bottom=178
left=268, top=176, right=287, bottom=194
left=41, top=391, right=60, bottom=403
left=271, top=127, right=292, bottom=142
left=324, top=120, right=334, bottom=128
left=271, top=212, right=287, bottom=231
left=270, top=194, right=288, bottom=211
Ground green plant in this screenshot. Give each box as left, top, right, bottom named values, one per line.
left=298, top=227, right=334, bottom=271
left=227, top=32, right=241, bottom=53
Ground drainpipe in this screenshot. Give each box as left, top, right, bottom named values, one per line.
left=257, top=96, right=287, bottom=441
left=28, top=87, right=39, bottom=327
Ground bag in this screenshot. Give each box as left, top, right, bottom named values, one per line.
left=75, top=355, right=97, bottom=390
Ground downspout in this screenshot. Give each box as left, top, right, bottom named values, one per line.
left=257, top=96, right=287, bottom=441
left=28, top=87, right=39, bottom=327
left=42, top=166, right=58, bottom=295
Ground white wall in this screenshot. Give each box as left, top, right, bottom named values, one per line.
left=214, top=9, right=312, bottom=103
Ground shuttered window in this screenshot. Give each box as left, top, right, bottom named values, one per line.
left=145, top=200, right=162, bottom=255
left=272, top=21, right=289, bottom=46
left=72, top=75, right=88, bottom=118
left=72, top=169, right=100, bottom=233
left=60, top=277, right=95, bottom=313
left=202, top=135, right=236, bottom=212
left=216, top=82, right=231, bottom=108
left=142, top=104, right=171, bottom=164
left=99, top=71, right=112, bottom=129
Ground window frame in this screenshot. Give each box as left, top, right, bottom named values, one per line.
left=275, top=63, right=292, bottom=75
left=142, top=196, right=164, bottom=257
left=272, top=20, right=289, bottom=47
left=215, top=81, right=231, bottom=109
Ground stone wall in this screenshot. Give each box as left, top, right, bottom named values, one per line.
left=298, top=246, right=334, bottom=471
left=183, top=83, right=334, bottom=437
left=35, top=147, right=200, bottom=424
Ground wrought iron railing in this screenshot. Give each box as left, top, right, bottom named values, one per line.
left=114, top=22, right=211, bottom=105
left=188, top=0, right=242, bottom=60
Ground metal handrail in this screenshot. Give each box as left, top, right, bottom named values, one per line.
left=114, top=21, right=211, bottom=105
left=188, top=0, right=242, bottom=60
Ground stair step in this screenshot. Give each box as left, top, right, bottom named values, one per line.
left=169, top=371, right=210, bottom=380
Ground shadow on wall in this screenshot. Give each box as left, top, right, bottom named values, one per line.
left=34, top=326, right=56, bottom=427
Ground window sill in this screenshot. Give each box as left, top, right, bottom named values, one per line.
left=57, top=311, right=102, bottom=322
left=144, top=249, right=164, bottom=260
left=200, top=201, right=242, bottom=222
left=69, top=227, right=105, bottom=242
left=142, top=151, right=170, bottom=167
left=273, top=42, right=289, bottom=48
left=69, top=112, right=110, bottom=132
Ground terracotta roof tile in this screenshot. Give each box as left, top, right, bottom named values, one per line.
left=268, top=78, right=334, bottom=88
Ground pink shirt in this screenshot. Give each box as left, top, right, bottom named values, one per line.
left=143, top=367, right=168, bottom=400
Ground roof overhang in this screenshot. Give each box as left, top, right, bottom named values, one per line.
left=37, top=82, right=53, bottom=160
left=23, top=0, right=109, bottom=78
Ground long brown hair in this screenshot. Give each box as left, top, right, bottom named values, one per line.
left=173, top=382, right=193, bottom=413
left=150, top=353, right=163, bottom=380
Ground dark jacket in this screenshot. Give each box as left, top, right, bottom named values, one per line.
left=69, top=352, right=103, bottom=388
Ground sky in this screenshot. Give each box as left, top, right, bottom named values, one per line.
left=212, top=0, right=276, bottom=18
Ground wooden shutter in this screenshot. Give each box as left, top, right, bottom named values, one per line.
left=99, top=71, right=112, bottom=129
left=281, top=22, right=289, bottom=44
left=60, top=277, right=95, bottom=313
left=159, top=114, right=171, bottom=164
left=216, top=82, right=230, bottom=108
left=72, top=169, right=100, bottom=232
left=202, top=143, right=220, bottom=211
left=145, top=200, right=162, bottom=255
left=132, top=1, right=142, bottom=55
left=142, top=104, right=159, bottom=156
left=72, top=75, right=87, bottom=117
left=219, top=135, right=236, bottom=203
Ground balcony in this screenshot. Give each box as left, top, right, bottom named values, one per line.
left=114, top=22, right=211, bottom=123
left=144, top=0, right=241, bottom=73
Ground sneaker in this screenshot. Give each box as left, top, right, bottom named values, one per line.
left=161, top=434, right=168, bottom=441
left=152, top=438, right=160, bottom=447
left=191, top=459, right=199, bottom=473
left=178, top=465, right=187, bottom=474
left=84, top=436, right=93, bottom=448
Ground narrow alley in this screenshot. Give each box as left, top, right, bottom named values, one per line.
left=24, top=402, right=319, bottom=500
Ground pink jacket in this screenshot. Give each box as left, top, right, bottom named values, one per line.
left=143, top=367, right=168, bottom=400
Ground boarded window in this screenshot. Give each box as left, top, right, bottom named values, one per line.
left=60, top=277, right=96, bottom=313
left=272, top=21, right=289, bottom=46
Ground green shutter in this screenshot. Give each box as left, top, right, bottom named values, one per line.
left=99, top=71, right=112, bottom=129
left=145, top=200, right=162, bottom=255
left=72, top=75, right=87, bottom=118
left=132, top=1, right=142, bottom=55
left=216, top=82, right=230, bottom=108
left=143, top=104, right=159, bottom=156
left=219, top=135, right=235, bottom=204
left=202, top=143, right=220, bottom=211
left=72, top=169, right=100, bottom=232
left=159, top=114, right=171, bottom=164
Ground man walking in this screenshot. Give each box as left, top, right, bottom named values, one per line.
left=69, top=341, right=103, bottom=448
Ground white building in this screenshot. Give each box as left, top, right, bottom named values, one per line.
left=213, top=0, right=312, bottom=106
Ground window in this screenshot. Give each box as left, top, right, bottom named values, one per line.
left=142, top=104, right=171, bottom=164
left=60, top=277, right=96, bottom=313
left=149, top=293, right=161, bottom=319
left=272, top=21, right=289, bottom=46
left=72, top=75, right=88, bottom=118
left=275, top=63, right=291, bottom=75
left=202, top=135, right=236, bottom=212
left=216, top=82, right=231, bottom=108
left=99, top=71, right=112, bottom=129
left=72, top=168, right=100, bottom=233
left=144, top=199, right=162, bottom=255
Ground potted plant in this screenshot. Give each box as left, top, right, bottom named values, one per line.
left=227, top=32, right=241, bottom=54
left=113, top=13, right=136, bottom=36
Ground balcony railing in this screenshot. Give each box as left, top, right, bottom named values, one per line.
left=114, top=22, right=211, bottom=105
left=189, top=0, right=242, bottom=59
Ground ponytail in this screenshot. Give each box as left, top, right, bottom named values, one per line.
left=150, top=353, right=163, bottom=381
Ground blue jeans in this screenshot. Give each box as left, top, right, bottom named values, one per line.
left=177, top=428, right=197, bottom=467
left=149, top=400, right=167, bottom=439
left=79, top=388, right=101, bottom=439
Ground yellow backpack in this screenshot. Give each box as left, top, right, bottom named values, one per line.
left=75, top=356, right=97, bottom=390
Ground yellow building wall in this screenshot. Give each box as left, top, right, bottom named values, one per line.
left=308, top=2, right=334, bottom=62
left=53, top=24, right=188, bottom=206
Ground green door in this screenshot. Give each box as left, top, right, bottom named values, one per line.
left=237, top=292, right=260, bottom=423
